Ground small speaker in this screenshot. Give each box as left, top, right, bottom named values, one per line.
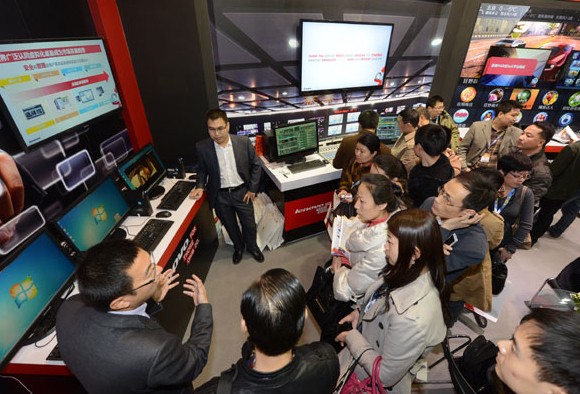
left=125, top=190, right=153, bottom=217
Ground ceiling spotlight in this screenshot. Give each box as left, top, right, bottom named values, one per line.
left=282, top=91, right=288, bottom=96
left=238, top=95, right=245, bottom=100
left=288, top=38, right=299, bottom=48
left=389, top=82, right=395, bottom=87
left=431, top=38, right=442, bottom=46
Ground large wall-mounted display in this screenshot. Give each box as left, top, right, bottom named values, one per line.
left=0, top=38, right=122, bottom=151
left=300, top=20, right=394, bottom=95
left=448, top=4, right=580, bottom=130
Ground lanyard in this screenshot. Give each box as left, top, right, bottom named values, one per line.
left=494, top=188, right=515, bottom=214
left=487, top=131, right=505, bottom=150
left=364, top=284, right=387, bottom=313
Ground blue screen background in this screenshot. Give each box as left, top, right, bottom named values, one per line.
left=56, top=177, right=129, bottom=251
left=0, top=232, right=76, bottom=364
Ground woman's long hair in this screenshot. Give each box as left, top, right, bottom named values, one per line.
left=381, top=209, right=449, bottom=321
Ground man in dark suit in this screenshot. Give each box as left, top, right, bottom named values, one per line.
left=190, top=108, right=264, bottom=264
left=56, top=239, right=213, bottom=394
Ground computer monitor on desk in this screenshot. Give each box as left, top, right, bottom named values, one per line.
left=377, top=115, right=400, bottom=144
left=273, top=120, right=319, bottom=164
left=54, top=177, right=131, bottom=252
left=0, top=230, right=76, bottom=370
left=117, top=144, right=167, bottom=200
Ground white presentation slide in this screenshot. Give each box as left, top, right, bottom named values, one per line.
left=301, top=21, right=393, bottom=92
left=0, top=39, right=121, bottom=148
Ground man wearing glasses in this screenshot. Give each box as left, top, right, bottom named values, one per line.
left=190, top=108, right=264, bottom=265
left=56, top=239, right=213, bottom=394
left=426, top=95, right=460, bottom=150
left=421, top=171, right=500, bottom=324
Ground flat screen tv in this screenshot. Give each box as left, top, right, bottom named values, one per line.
left=479, top=46, right=552, bottom=88
left=54, top=176, right=131, bottom=252
left=0, top=38, right=122, bottom=151
left=117, top=144, right=167, bottom=200
left=0, top=230, right=76, bottom=370
left=273, top=120, right=319, bottom=164
left=300, top=20, right=394, bottom=95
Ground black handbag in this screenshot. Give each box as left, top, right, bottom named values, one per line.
left=491, top=249, right=508, bottom=295
left=306, top=265, right=354, bottom=353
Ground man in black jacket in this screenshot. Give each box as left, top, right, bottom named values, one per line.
left=57, top=239, right=213, bottom=394
left=190, top=108, right=263, bottom=264
left=196, top=268, right=339, bottom=394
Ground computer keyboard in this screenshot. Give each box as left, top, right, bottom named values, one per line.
left=319, top=150, right=337, bottom=161
left=157, top=181, right=195, bottom=210
left=133, top=219, right=173, bottom=251
left=46, top=344, right=61, bottom=361
left=287, top=159, right=327, bottom=174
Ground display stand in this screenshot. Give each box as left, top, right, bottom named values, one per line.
left=260, top=154, right=341, bottom=242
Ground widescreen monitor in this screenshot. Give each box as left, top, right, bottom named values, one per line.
left=328, top=114, right=344, bottom=125
left=55, top=176, right=130, bottom=252
left=0, top=230, right=76, bottom=370
left=556, top=50, right=580, bottom=89
left=0, top=38, right=122, bottom=151
left=479, top=46, right=552, bottom=88
left=117, top=144, right=167, bottom=199
left=377, top=115, right=400, bottom=142
left=346, top=112, right=361, bottom=123
left=345, top=122, right=359, bottom=133
left=273, top=120, right=319, bottom=164
left=300, top=20, right=394, bottom=95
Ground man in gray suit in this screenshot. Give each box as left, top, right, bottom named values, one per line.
left=190, top=109, right=264, bottom=264
left=56, top=239, right=213, bottom=394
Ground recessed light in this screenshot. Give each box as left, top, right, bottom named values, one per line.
left=389, top=82, right=395, bottom=87
left=431, top=38, right=442, bottom=46
left=282, top=91, right=288, bottom=96
left=238, top=95, right=245, bottom=100
left=288, top=39, right=299, bottom=48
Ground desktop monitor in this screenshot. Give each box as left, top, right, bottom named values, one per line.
left=117, top=144, right=167, bottom=199
left=0, top=230, right=76, bottom=370
left=55, top=176, right=130, bottom=252
left=377, top=115, right=400, bottom=143
left=273, top=120, right=319, bottom=164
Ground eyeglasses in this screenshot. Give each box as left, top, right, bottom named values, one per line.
left=437, top=186, right=464, bottom=208
left=208, top=125, right=227, bottom=133
left=509, top=171, right=531, bottom=180
left=433, top=105, right=445, bottom=110
left=126, top=254, right=157, bottom=294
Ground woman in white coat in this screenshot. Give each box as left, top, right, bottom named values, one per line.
left=335, top=209, right=448, bottom=393
left=331, top=174, right=400, bottom=303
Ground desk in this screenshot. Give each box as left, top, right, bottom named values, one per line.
left=2, top=177, right=218, bottom=391
left=260, top=154, right=341, bottom=242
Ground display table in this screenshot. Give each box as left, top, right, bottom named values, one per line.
left=2, top=177, right=218, bottom=392
left=260, top=154, right=341, bottom=242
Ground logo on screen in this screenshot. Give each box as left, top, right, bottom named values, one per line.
left=559, top=113, right=573, bottom=127
left=10, top=276, right=38, bottom=308
left=453, top=109, right=469, bottom=124
left=481, top=110, right=495, bottom=121
left=92, top=205, right=107, bottom=224
left=534, top=112, right=549, bottom=122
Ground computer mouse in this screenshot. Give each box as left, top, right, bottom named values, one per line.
left=322, top=159, right=329, bottom=165
left=155, top=211, right=172, bottom=218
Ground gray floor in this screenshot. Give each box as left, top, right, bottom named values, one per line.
left=190, top=213, right=580, bottom=391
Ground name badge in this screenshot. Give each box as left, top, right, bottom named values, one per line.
left=480, top=152, right=491, bottom=163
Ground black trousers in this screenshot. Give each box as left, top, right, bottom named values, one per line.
left=530, top=197, right=565, bottom=243
left=214, top=185, right=258, bottom=253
